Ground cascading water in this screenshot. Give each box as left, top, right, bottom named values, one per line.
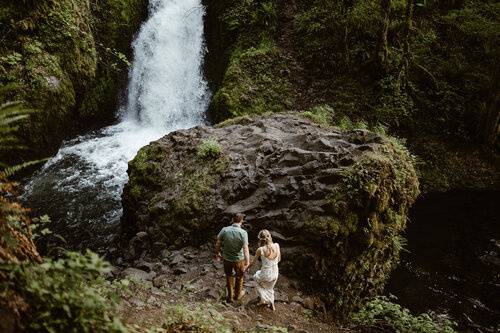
left=23, top=0, right=210, bottom=251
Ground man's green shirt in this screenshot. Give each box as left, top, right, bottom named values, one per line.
left=217, top=224, right=248, bottom=262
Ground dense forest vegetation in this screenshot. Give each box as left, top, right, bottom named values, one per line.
left=204, top=0, right=499, bottom=191
left=1, top=0, right=498, bottom=332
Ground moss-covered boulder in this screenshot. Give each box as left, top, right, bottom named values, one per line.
left=0, top=0, right=147, bottom=162
left=121, top=113, right=419, bottom=316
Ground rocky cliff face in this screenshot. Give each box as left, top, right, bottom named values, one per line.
left=121, top=113, right=419, bottom=316
left=0, top=0, right=147, bottom=161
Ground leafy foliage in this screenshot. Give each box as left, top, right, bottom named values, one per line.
left=293, top=0, right=499, bottom=143
left=1, top=250, right=127, bottom=333
left=352, top=296, right=457, bottom=333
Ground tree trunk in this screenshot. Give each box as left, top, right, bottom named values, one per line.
left=479, top=91, right=500, bottom=146
left=380, top=0, right=391, bottom=69
left=403, top=0, right=414, bottom=66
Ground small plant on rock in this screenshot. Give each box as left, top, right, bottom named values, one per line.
left=302, top=105, right=335, bottom=126
left=352, top=296, right=457, bottom=333
left=197, top=138, right=221, bottom=159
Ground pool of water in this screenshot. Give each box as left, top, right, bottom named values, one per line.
left=387, top=190, right=500, bottom=331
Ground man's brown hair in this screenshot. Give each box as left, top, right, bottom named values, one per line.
left=233, top=213, right=245, bottom=223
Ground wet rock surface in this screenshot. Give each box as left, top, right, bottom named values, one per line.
left=121, top=113, right=419, bottom=315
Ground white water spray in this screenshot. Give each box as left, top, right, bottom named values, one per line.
left=23, top=0, right=210, bottom=249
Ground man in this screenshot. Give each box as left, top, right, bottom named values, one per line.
left=214, top=213, right=250, bottom=303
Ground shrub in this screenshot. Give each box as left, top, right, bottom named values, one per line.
left=352, top=296, right=457, bottom=333
left=197, top=138, right=221, bottom=159
left=1, top=250, right=127, bottom=333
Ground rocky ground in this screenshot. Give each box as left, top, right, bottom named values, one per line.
left=113, top=241, right=352, bottom=332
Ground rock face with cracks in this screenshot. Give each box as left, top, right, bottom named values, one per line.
left=121, top=113, right=419, bottom=316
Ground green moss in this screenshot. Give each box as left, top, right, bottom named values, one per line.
left=215, top=112, right=274, bottom=128
left=79, top=74, right=117, bottom=120
left=210, top=37, right=294, bottom=122
left=152, top=158, right=227, bottom=247
left=127, top=144, right=165, bottom=199
left=126, top=140, right=228, bottom=247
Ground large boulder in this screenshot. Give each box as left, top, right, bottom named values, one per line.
left=121, top=113, right=419, bottom=316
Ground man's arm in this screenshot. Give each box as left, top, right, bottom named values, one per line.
left=214, top=238, right=222, bottom=260
left=243, top=231, right=250, bottom=269
left=215, top=229, right=224, bottom=260
left=243, top=244, right=250, bottom=269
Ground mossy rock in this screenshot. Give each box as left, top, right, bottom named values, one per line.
left=209, top=38, right=294, bottom=123
left=121, top=113, right=419, bottom=317
left=0, top=0, right=147, bottom=162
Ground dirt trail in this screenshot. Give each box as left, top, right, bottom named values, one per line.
left=115, top=244, right=353, bottom=332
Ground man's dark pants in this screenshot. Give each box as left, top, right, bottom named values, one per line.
left=223, top=259, right=245, bottom=302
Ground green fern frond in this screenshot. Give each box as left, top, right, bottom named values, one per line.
left=0, top=101, right=32, bottom=153
left=2, top=159, right=48, bottom=178
left=0, top=101, right=32, bottom=119
left=0, top=101, right=46, bottom=176
left=1, top=114, right=30, bottom=126
left=0, top=126, right=22, bottom=135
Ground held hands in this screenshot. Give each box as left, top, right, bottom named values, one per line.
left=243, top=261, right=251, bottom=272
left=214, top=253, right=222, bottom=261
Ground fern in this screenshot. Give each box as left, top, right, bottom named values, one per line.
left=0, top=101, right=47, bottom=176
left=2, top=159, right=48, bottom=177
left=0, top=101, right=31, bottom=141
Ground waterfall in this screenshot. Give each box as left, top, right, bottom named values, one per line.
left=23, top=0, right=210, bottom=250
left=126, top=0, right=208, bottom=129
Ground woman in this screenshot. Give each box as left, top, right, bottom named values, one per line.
left=249, top=229, right=281, bottom=310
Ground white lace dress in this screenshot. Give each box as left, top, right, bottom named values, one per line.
left=253, top=243, right=280, bottom=306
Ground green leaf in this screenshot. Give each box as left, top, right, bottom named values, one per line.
left=40, top=228, right=52, bottom=235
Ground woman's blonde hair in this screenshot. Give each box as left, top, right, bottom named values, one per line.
left=258, top=229, right=273, bottom=250
left=258, top=230, right=277, bottom=258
